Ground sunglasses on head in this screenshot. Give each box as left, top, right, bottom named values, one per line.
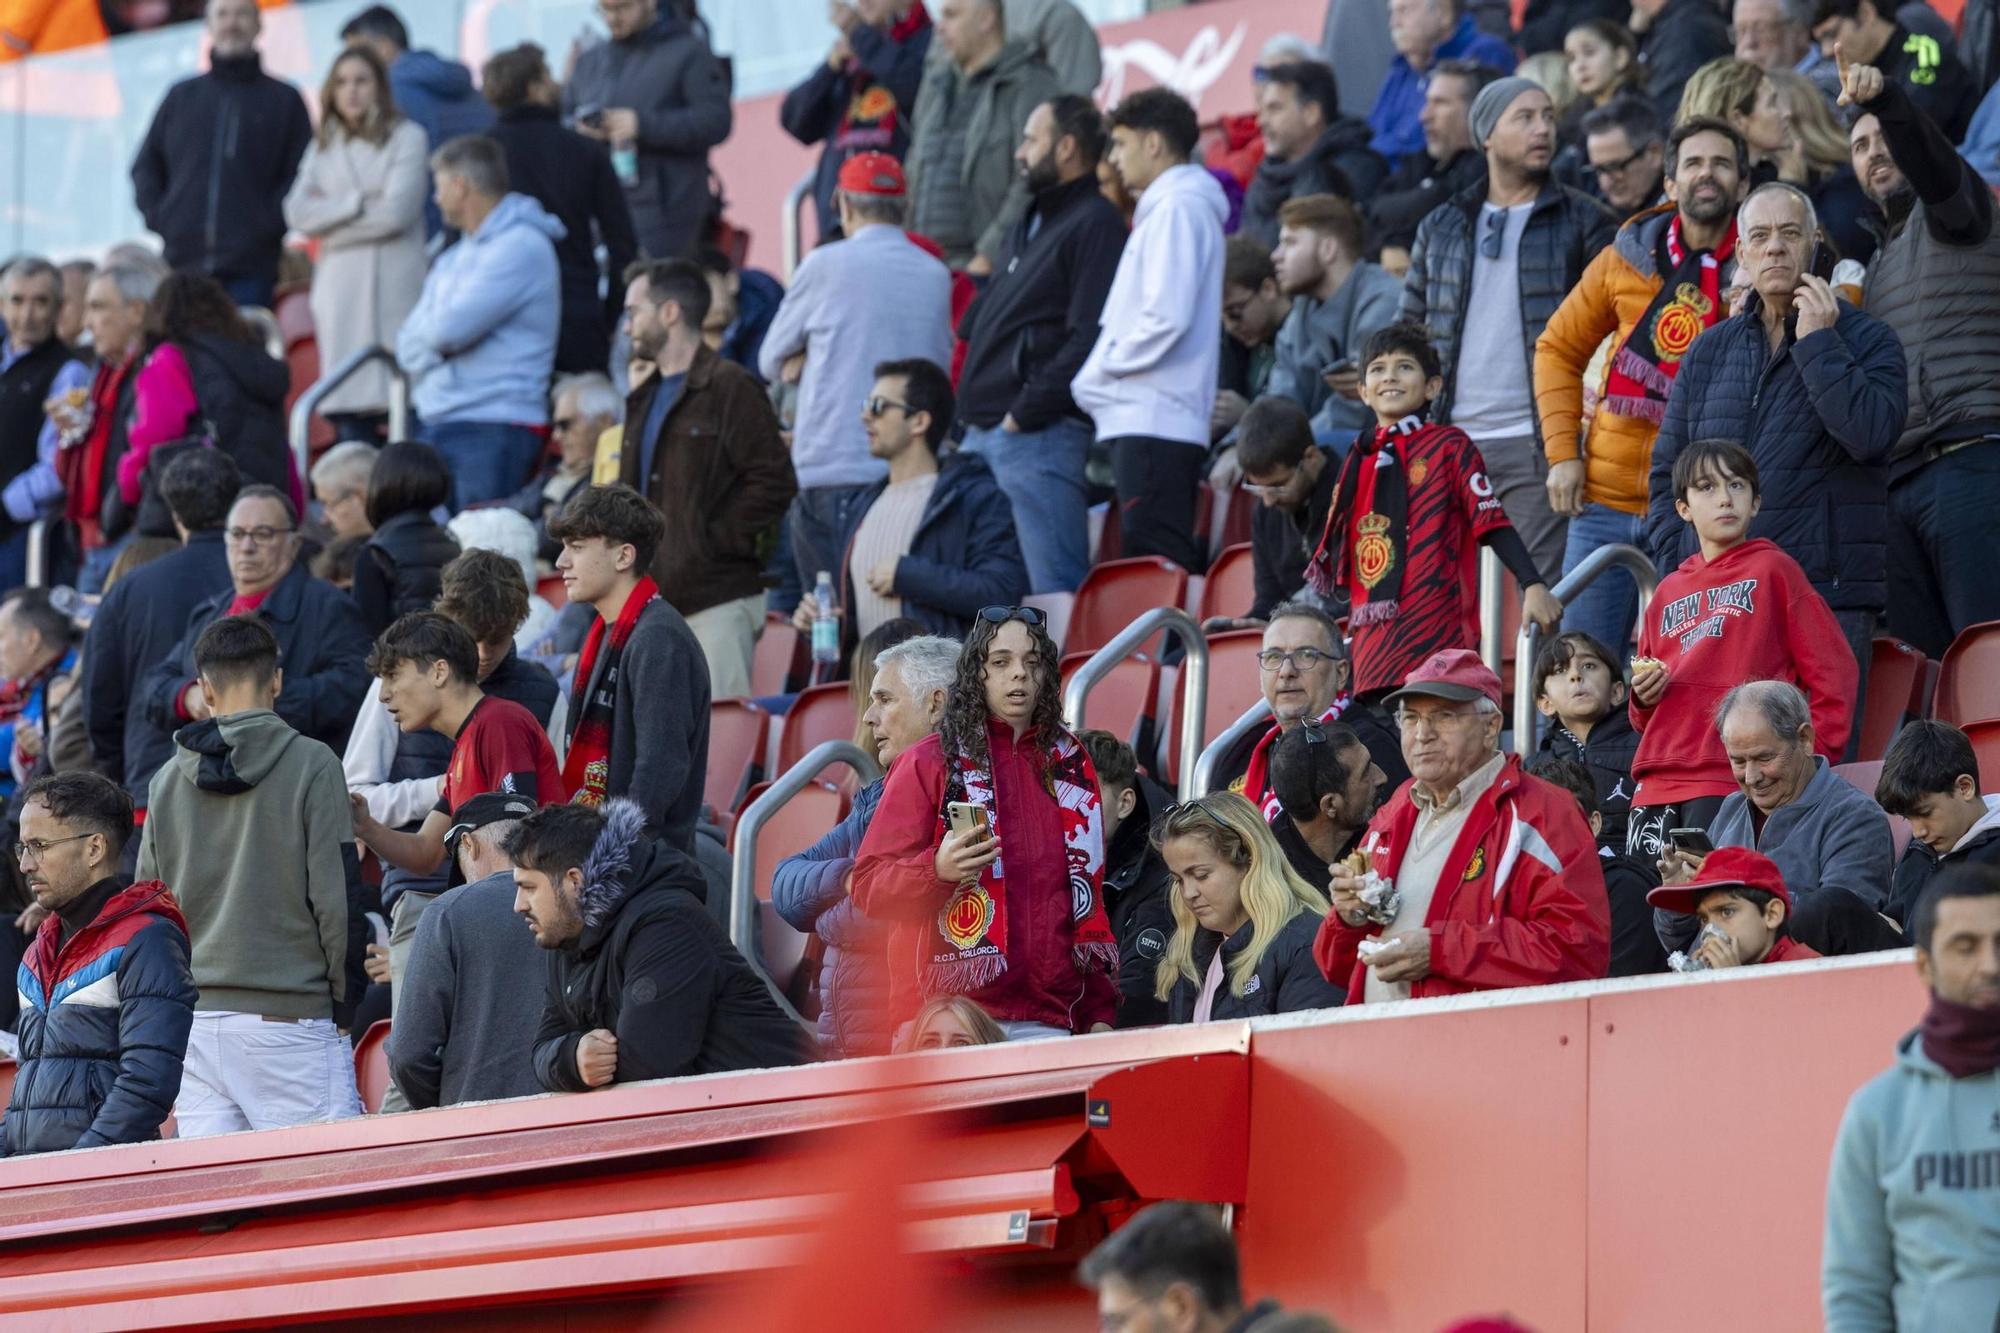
left=977, top=605, right=1047, bottom=627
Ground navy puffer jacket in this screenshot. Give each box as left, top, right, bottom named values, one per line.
left=2, top=879, right=195, bottom=1156
left=1645, top=296, right=1907, bottom=613
left=772, top=779, right=895, bottom=1057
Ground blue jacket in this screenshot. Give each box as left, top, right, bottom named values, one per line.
left=1367, top=17, right=1517, bottom=168
left=2, top=879, right=195, bottom=1156
left=1646, top=296, right=1907, bottom=614
left=396, top=192, right=564, bottom=427
left=772, top=779, right=895, bottom=1056
left=389, top=50, right=495, bottom=237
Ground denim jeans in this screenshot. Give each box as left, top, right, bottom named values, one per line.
left=1886, top=441, right=2000, bottom=658
left=423, top=420, right=546, bottom=511
left=0, top=525, right=28, bottom=594
left=1559, top=502, right=1649, bottom=656
left=220, top=274, right=277, bottom=311
left=961, top=418, right=1093, bottom=593
left=788, top=484, right=876, bottom=595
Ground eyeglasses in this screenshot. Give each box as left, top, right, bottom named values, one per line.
left=1592, top=144, right=1654, bottom=179
left=1396, top=706, right=1482, bottom=735
left=225, top=525, right=293, bottom=546
left=1242, top=470, right=1300, bottom=498
left=977, top=605, right=1047, bottom=627
left=17, top=832, right=92, bottom=864
left=1480, top=207, right=1506, bottom=260
left=1257, top=647, right=1334, bottom=672
left=552, top=416, right=577, bottom=432
left=865, top=396, right=912, bottom=419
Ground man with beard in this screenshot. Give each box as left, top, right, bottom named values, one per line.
left=1267, top=718, right=1386, bottom=891
left=1839, top=54, right=2000, bottom=659
left=1240, top=60, right=1385, bottom=246
left=1535, top=117, right=1745, bottom=655
left=1399, top=77, right=1616, bottom=585
left=1367, top=59, right=1496, bottom=273
left=1265, top=194, right=1403, bottom=442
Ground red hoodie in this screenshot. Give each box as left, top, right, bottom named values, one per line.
left=1629, top=538, right=1857, bottom=806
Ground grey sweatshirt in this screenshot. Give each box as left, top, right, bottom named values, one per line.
left=138, top=709, right=352, bottom=1019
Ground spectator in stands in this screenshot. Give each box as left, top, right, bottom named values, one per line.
left=1073, top=89, right=1227, bottom=576
left=1529, top=753, right=1666, bottom=975
left=139, top=616, right=362, bottom=1135
left=1368, top=60, right=1496, bottom=273
left=1654, top=680, right=1899, bottom=954
left=1155, top=791, right=1342, bottom=1021
left=1736, top=0, right=1838, bottom=93
left=506, top=373, right=613, bottom=560
left=563, top=0, right=731, bottom=260
left=1556, top=21, right=1646, bottom=148
left=1206, top=399, right=1337, bottom=627
left=1078, top=730, right=1175, bottom=1028
left=1242, top=61, right=1386, bottom=246
left=907, top=0, right=1062, bottom=272
left=1535, top=117, right=1745, bottom=652
left=987, top=0, right=1101, bottom=97
left=957, top=95, right=1125, bottom=595
left=898, top=993, right=1007, bottom=1049
left=1368, top=0, right=1516, bottom=170
left=282, top=46, right=427, bottom=446
left=1649, top=845, right=1822, bottom=964
left=853, top=607, right=1119, bottom=1038
left=1317, top=648, right=1611, bottom=1001
left=56, top=258, right=166, bottom=590
left=621, top=260, right=797, bottom=698
left=1841, top=61, right=2000, bottom=661
left=548, top=485, right=710, bottom=852
left=781, top=0, right=934, bottom=244
left=1400, top=79, right=1615, bottom=583
left=348, top=441, right=458, bottom=638
left=1214, top=239, right=1289, bottom=439
left=83, top=449, right=238, bottom=812
left=1823, top=866, right=2000, bottom=1330
left=55, top=260, right=92, bottom=349
left=1812, top=0, right=1979, bottom=140
left=129, top=0, right=311, bottom=309
left=1627, top=442, right=1855, bottom=858
left=388, top=791, right=543, bottom=1108
left=340, top=5, right=495, bottom=238
left=776, top=633, right=957, bottom=1057
left=1579, top=98, right=1668, bottom=219
left=399, top=135, right=563, bottom=511
left=759, top=154, right=951, bottom=591
left=309, top=442, right=377, bottom=543
left=698, top=248, right=786, bottom=380
left=450, top=507, right=561, bottom=655
left=1268, top=718, right=1388, bottom=891
left=1267, top=194, right=1403, bottom=443
left=1878, top=721, right=2000, bottom=926
left=482, top=43, right=639, bottom=378
left=0, top=257, right=85, bottom=593
left=1079, top=1202, right=1281, bottom=1332
left=0, top=591, right=77, bottom=799
left=139, top=485, right=373, bottom=762
left=0, top=773, right=194, bottom=1156
left=1633, top=0, right=1734, bottom=121
left=1645, top=182, right=1906, bottom=724
left=510, top=799, right=805, bottom=1090
left=1532, top=631, right=1639, bottom=851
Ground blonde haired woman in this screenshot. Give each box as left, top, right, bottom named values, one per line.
left=1155, top=792, right=1343, bottom=1022
left=898, top=995, right=1007, bottom=1052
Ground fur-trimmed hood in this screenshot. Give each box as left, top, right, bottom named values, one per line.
left=571, top=798, right=706, bottom=952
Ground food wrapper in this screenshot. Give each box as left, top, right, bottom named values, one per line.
left=1667, top=923, right=1730, bottom=973
left=1340, top=848, right=1402, bottom=926
left=1356, top=938, right=1392, bottom=961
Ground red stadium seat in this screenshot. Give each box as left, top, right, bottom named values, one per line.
left=352, top=1020, right=393, bottom=1114
left=750, top=780, right=849, bottom=998
left=706, top=700, right=770, bottom=815
left=1068, top=557, right=1189, bottom=658
left=536, top=573, right=567, bottom=609
left=1218, top=485, right=1256, bottom=552
left=1857, top=637, right=1926, bottom=762
left=1935, top=620, right=2000, bottom=726
left=1164, top=628, right=1269, bottom=783
left=777, top=681, right=860, bottom=774
left=753, top=614, right=805, bottom=697
left=0, top=1057, right=14, bottom=1115
left=1964, top=721, right=2000, bottom=794
left=1200, top=543, right=1256, bottom=625
left=1060, top=651, right=1160, bottom=751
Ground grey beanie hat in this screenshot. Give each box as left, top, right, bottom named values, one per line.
left=1469, top=76, right=1541, bottom=152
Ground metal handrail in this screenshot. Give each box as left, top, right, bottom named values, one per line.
left=24, top=517, right=46, bottom=587
left=288, top=346, right=411, bottom=481
left=1190, top=698, right=1274, bottom=798
left=730, top=739, right=884, bottom=1024
left=781, top=169, right=816, bottom=284
left=1061, top=607, right=1209, bottom=802
left=1511, top=542, right=1661, bottom=744
left=1478, top=548, right=1505, bottom=680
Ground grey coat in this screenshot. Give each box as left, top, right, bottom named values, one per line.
left=1267, top=260, right=1405, bottom=438
left=906, top=40, right=1063, bottom=268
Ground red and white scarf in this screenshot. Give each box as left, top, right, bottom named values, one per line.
left=1237, top=697, right=1353, bottom=821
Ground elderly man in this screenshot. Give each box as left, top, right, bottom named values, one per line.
left=1654, top=681, right=1901, bottom=956
left=1580, top=99, right=1668, bottom=219
left=1315, top=648, right=1610, bottom=1001
left=1839, top=59, right=2000, bottom=660
left=129, top=0, right=311, bottom=308
left=774, top=633, right=956, bottom=1057
left=56, top=257, right=165, bottom=586
left=309, top=442, right=378, bottom=543
left=1646, top=182, right=1906, bottom=737
left=506, top=372, right=616, bottom=560
left=0, top=258, right=86, bottom=594
left=1736, top=0, right=1839, bottom=95
left=1367, top=0, right=1516, bottom=170
left=1241, top=61, right=1385, bottom=246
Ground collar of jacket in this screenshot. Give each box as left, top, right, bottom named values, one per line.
left=231, top=560, right=310, bottom=625
left=208, top=51, right=263, bottom=83
left=1449, top=174, right=1567, bottom=223
left=184, top=526, right=229, bottom=550
left=500, top=104, right=561, bottom=126
left=1612, top=202, right=1679, bottom=275
left=1030, top=172, right=1103, bottom=222
left=1190, top=911, right=1260, bottom=974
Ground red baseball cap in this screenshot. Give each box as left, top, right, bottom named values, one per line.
left=1646, top=845, right=1793, bottom=915
left=837, top=151, right=906, bottom=197
left=1382, top=647, right=1504, bottom=711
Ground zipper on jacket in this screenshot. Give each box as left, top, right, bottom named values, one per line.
left=204, top=93, right=238, bottom=274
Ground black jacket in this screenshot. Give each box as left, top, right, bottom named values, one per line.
left=81, top=528, right=234, bottom=803
left=118, top=334, right=293, bottom=541
left=1534, top=711, right=1639, bottom=853
left=1887, top=811, right=2000, bottom=926
left=1367, top=149, right=1486, bottom=255
left=1638, top=0, right=1733, bottom=123
left=534, top=800, right=806, bottom=1091
left=1165, top=908, right=1344, bottom=1023
left=1518, top=0, right=1632, bottom=54
left=130, top=52, right=313, bottom=288
left=1272, top=812, right=1362, bottom=897
left=1877, top=22, right=1981, bottom=143
left=1105, top=774, right=1176, bottom=1028
left=352, top=510, right=461, bottom=638
left=1248, top=448, right=1338, bottom=620
left=0, top=339, right=71, bottom=524
left=487, top=105, right=640, bottom=375
left=1601, top=848, right=1667, bottom=976
left=1215, top=699, right=1412, bottom=801
left=780, top=12, right=932, bottom=242
left=956, top=173, right=1127, bottom=432
left=1241, top=118, right=1384, bottom=247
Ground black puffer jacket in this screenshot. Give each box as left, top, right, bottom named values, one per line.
left=1165, top=907, right=1344, bottom=1023
left=1398, top=178, right=1616, bottom=437
left=1104, top=774, right=1176, bottom=1029
left=1240, top=118, right=1385, bottom=246
left=352, top=510, right=461, bottom=637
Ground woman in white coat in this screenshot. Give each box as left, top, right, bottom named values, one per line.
left=284, top=46, right=429, bottom=444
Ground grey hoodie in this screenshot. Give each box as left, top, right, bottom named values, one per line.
left=138, top=710, right=353, bottom=1020
left=1823, top=1028, right=2000, bottom=1330
left=1266, top=259, right=1405, bottom=439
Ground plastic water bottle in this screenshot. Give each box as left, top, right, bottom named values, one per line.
left=50, top=585, right=94, bottom=629
left=811, top=571, right=839, bottom=667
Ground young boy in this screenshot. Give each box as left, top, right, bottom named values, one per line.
left=1303, top=322, right=1562, bottom=698
left=1533, top=631, right=1639, bottom=853
left=1079, top=730, right=1175, bottom=1029
left=1625, top=440, right=1856, bottom=861
left=1645, top=846, right=1820, bottom=968
left=1527, top=754, right=1665, bottom=976
left=1876, top=720, right=2000, bottom=926
left=348, top=612, right=561, bottom=877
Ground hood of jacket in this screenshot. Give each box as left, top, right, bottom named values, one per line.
left=1133, top=160, right=1230, bottom=231
left=571, top=798, right=707, bottom=954
left=473, top=191, right=568, bottom=247
left=171, top=709, right=304, bottom=793
left=185, top=332, right=290, bottom=408
left=34, top=878, right=188, bottom=973
left=1950, top=794, right=2000, bottom=856
left=397, top=49, right=478, bottom=98
left=1669, top=534, right=1781, bottom=580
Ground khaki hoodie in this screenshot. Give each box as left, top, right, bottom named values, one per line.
left=139, top=709, right=352, bottom=1020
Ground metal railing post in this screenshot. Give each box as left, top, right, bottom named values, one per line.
left=1478, top=547, right=1503, bottom=679
left=781, top=170, right=815, bottom=284
left=1060, top=607, right=1209, bottom=802
left=1190, top=699, right=1274, bottom=798
left=1511, top=543, right=1661, bottom=745
left=289, top=346, right=412, bottom=483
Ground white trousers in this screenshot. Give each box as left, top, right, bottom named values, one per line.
left=173, top=1011, right=363, bottom=1138
left=683, top=593, right=763, bottom=700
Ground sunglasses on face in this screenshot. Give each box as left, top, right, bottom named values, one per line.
left=977, top=605, right=1047, bottom=627
left=865, top=396, right=911, bottom=419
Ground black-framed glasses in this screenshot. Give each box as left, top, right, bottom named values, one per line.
left=977, top=605, right=1047, bottom=627
left=865, top=396, right=911, bottom=419
left=1480, top=207, right=1507, bottom=260
left=224, top=525, right=293, bottom=546
left=1257, top=647, right=1333, bottom=672
left=17, top=832, right=92, bottom=864
left=1592, top=144, right=1652, bottom=179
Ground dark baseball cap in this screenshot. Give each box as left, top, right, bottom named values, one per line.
left=443, top=791, right=538, bottom=865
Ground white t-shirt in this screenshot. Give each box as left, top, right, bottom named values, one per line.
left=1448, top=202, right=1536, bottom=440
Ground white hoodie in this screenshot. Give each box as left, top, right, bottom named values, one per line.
left=1071, top=163, right=1228, bottom=447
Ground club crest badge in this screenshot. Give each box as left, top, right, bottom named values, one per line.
left=941, top=882, right=995, bottom=951
left=1354, top=512, right=1396, bottom=588
left=1462, top=846, right=1487, bottom=881
left=1406, top=458, right=1428, bottom=487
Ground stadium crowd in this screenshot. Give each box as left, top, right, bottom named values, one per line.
left=1, top=0, right=1998, bottom=1321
